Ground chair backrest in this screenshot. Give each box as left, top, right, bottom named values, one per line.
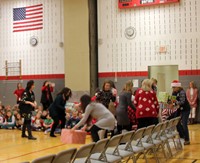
left=105, top=134, right=123, bottom=149
left=132, top=127, right=145, bottom=141
left=91, top=138, right=109, bottom=154
left=52, top=148, right=77, bottom=163
left=72, top=142, right=95, bottom=162
left=172, top=116, right=181, bottom=127
left=32, top=154, right=56, bottom=163
left=151, top=123, right=162, bottom=139
left=120, top=130, right=135, bottom=144
left=142, top=125, right=155, bottom=142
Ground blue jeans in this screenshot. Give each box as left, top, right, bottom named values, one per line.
left=177, top=110, right=190, bottom=141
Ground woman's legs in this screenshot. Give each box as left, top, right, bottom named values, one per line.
left=90, top=125, right=102, bottom=142
left=50, top=116, right=59, bottom=137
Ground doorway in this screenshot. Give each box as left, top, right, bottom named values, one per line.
left=148, top=65, right=179, bottom=94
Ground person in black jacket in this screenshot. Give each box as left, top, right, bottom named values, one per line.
left=171, top=80, right=191, bottom=145
left=40, top=81, right=54, bottom=110
left=19, top=80, right=37, bottom=140
left=48, top=87, right=72, bottom=137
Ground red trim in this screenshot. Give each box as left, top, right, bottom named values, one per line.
left=179, top=70, right=200, bottom=76
left=98, top=71, right=148, bottom=78
left=98, top=70, right=200, bottom=78
left=0, top=74, right=65, bottom=80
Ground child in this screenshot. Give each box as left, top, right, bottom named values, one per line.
left=43, top=114, right=54, bottom=134
left=15, top=113, right=23, bottom=130
left=1, top=111, right=15, bottom=129
left=32, top=113, right=43, bottom=131
left=161, top=101, right=178, bottom=122
left=66, top=111, right=80, bottom=129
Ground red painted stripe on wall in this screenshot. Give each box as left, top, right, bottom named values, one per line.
left=98, top=70, right=200, bottom=78
left=0, top=74, right=65, bottom=80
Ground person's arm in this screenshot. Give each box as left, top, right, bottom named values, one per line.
left=177, top=90, right=187, bottom=106
left=7, top=116, right=15, bottom=125
left=191, top=89, right=198, bottom=105
left=72, top=105, right=92, bottom=129
left=126, top=92, right=136, bottom=110
left=133, top=89, right=140, bottom=107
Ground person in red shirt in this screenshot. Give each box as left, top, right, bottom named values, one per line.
left=134, top=79, right=159, bottom=129
left=40, top=81, right=54, bottom=110
left=13, top=83, right=25, bottom=104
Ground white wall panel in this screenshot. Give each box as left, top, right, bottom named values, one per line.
left=0, top=0, right=64, bottom=76
left=98, top=0, right=200, bottom=73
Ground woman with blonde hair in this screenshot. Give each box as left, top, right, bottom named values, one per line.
left=134, top=79, right=159, bottom=129
left=116, top=80, right=135, bottom=134
left=186, top=81, right=198, bottom=124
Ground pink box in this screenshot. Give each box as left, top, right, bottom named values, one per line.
left=60, top=129, right=87, bottom=144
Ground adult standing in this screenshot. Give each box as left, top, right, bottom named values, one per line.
left=19, top=80, right=37, bottom=140
left=72, top=94, right=115, bottom=142
left=40, top=81, right=54, bottom=110
left=13, top=83, right=25, bottom=104
left=134, top=79, right=159, bottom=129
left=48, top=87, right=72, bottom=137
left=116, top=80, right=135, bottom=133
left=95, top=80, right=116, bottom=109
left=171, top=80, right=191, bottom=145
left=186, top=81, right=198, bottom=124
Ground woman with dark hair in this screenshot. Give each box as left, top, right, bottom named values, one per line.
left=72, top=94, right=115, bottom=142
left=19, top=80, right=37, bottom=140
left=40, top=81, right=54, bottom=110
left=48, top=87, right=72, bottom=137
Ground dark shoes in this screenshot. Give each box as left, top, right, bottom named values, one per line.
left=28, top=136, right=37, bottom=140
left=184, top=141, right=190, bottom=145
left=21, top=134, right=28, bottom=138
left=50, top=134, right=56, bottom=137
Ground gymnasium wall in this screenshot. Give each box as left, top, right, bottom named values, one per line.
left=97, top=0, right=200, bottom=90
left=0, top=0, right=65, bottom=105
left=97, top=0, right=200, bottom=122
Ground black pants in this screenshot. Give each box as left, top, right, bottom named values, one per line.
left=117, top=124, right=132, bottom=134
left=90, top=125, right=103, bottom=142
left=22, top=119, right=32, bottom=137
left=137, top=117, right=159, bottom=129
left=50, top=116, right=66, bottom=135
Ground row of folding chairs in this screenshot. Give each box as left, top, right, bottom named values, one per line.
left=24, top=116, right=182, bottom=163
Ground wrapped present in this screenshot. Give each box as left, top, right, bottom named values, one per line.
left=158, top=92, right=169, bottom=103
left=61, top=129, right=87, bottom=144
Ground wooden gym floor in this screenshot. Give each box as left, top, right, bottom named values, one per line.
left=0, top=124, right=200, bottom=163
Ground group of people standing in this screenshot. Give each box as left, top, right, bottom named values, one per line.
left=13, top=78, right=198, bottom=145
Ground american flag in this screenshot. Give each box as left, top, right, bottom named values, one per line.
left=13, top=4, right=43, bottom=32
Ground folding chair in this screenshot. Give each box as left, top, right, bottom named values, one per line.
left=140, top=125, right=161, bottom=163
left=124, top=127, right=146, bottom=163
left=116, top=130, right=135, bottom=162
left=90, top=134, right=123, bottom=163
left=72, top=143, right=95, bottom=163
left=165, top=117, right=183, bottom=154
left=52, top=148, right=77, bottom=163
left=32, top=154, right=56, bottom=163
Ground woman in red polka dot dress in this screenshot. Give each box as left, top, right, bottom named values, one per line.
left=134, top=79, right=159, bottom=129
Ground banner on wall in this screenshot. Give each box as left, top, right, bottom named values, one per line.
left=13, top=4, right=43, bottom=32
left=118, top=0, right=179, bottom=9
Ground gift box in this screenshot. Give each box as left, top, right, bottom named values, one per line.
left=60, top=129, right=87, bottom=144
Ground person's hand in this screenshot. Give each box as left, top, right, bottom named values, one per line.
left=71, top=125, right=77, bottom=131
left=81, top=124, right=87, bottom=131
